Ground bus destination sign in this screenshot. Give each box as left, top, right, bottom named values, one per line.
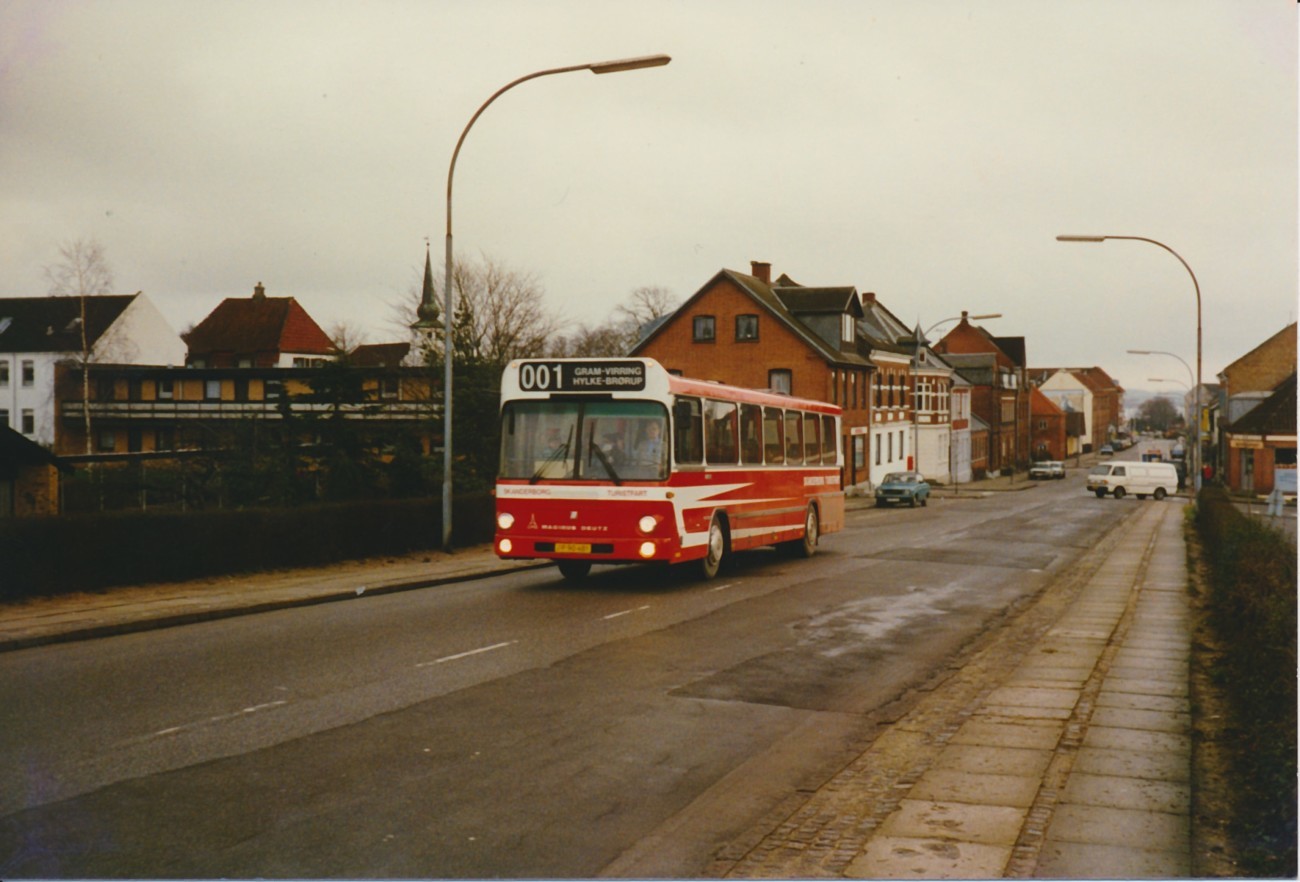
left=517, top=360, right=646, bottom=393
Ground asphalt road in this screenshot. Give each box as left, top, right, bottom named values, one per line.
left=1, top=469, right=1129, bottom=878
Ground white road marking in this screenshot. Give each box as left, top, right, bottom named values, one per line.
left=147, top=699, right=289, bottom=739
left=602, top=605, right=651, bottom=620
left=708, top=582, right=736, bottom=592
left=416, top=641, right=517, bottom=668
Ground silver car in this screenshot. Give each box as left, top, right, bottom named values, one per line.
left=1029, top=460, right=1065, bottom=480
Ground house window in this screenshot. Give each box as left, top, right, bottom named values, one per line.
left=380, top=377, right=399, bottom=399
left=21, top=360, right=34, bottom=387
left=0, top=409, right=8, bottom=428
left=156, top=428, right=175, bottom=451
left=841, top=313, right=854, bottom=344
left=204, top=379, right=222, bottom=400
left=735, top=314, right=759, bottom=342
left=97, top=428, right=115, bottom=452
left=693, top=315, right=716, bottom=342
left=158, top=378, right=174, bottom=400
left=21, top=410, right=34, bottom=435
left=0, top=360, right=8, bottom=387
left=768, top=369, right=792, bottom=395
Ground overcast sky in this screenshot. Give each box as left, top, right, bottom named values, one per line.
left=2, top=0, right=1295, bottom=394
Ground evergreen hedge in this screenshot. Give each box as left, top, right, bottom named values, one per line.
left=1195, top=484, right=1297, bottom=876
left=0, top=493, right=494, bottom=600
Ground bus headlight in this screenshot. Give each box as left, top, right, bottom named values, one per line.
left=638, top=541, right=656, bottom=559
left=637, top=515, right=658, bottom=534
left=498, top=538, right=513, bottom=554
left=497, top=512, right=515, bottom=530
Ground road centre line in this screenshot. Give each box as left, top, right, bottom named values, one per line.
left=603, top=605, right=651, bottom=621
left=416, top=641, right=517, bottom=668
left=146, top=699, right=289, bottom=740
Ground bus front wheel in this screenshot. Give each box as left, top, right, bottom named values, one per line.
left=557, top=560, right=592, bottom=581
left=699, top=515, right=727, bottom=579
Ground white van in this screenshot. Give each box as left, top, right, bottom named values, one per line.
left=1087, top=461, right=1179, bottom=500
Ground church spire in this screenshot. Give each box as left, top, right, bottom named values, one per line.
left=413, top=243, right=440, bottom=330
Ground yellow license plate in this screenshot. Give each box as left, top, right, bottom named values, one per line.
left=555, top=543, right=591, bottom=554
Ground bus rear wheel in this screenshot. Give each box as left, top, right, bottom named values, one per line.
left=557, top=560, right=592, bottom=581
left=784, top=504, right=819, bottom=558
left=699, top=515, right=727, bottom=579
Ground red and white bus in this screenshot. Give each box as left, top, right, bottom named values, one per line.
left=494, top=358, right=844, bottom=580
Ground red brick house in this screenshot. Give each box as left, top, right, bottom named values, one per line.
left=933, top=317, right=1029, bottom=474
left=1221, top=373, right=1295, bottom=495
left=1216, top=322, right=1297, bottom=488
left=1030, top=387, right=1067, bottom=461
left=184, top=282, right=335, bottom=368
left=631, top=261, right=875, bottom=486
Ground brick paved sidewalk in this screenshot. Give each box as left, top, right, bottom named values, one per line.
left=715, top=502, right=1190, bottom=879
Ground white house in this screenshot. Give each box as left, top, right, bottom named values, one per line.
left=1038, top=370, right=1092, bottom=457
left=0, top=293, right=186, bottom=447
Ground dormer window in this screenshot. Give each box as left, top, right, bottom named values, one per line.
left=841, top=314, right=854, bottom=344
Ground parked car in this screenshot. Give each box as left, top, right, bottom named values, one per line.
left=1029, top=460, right=1065, bottom=480
left=876, top=472, right=930, bottom=507
left=1099, top=444, right=1115, bottom=455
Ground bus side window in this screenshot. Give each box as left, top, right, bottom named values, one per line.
left=740, top=404, right=763, bottom=464
left=803, top=412, right=820, bottom=464
left=785, top=411, right=803, bottom=465
left=822, top=414, right=838, bottom=463
left=674, top=397, right=703, bottom=465
left=763, top=406, right=784, bottom=464
left=705, top=399, right=738, bottom=464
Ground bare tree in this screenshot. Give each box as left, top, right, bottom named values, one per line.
left=44, top=238, right=115, bottom=454
left=397, top=252, right=564, bottom=367
left=328, top=321, right=369, bottom=357
left=614, top=285, right=678, bottom=334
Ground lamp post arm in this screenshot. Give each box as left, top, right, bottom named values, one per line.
left=446, top=64, right=591, bottom=239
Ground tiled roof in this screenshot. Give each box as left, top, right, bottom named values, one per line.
left=0, top=295, right=136, bottom=353
left=349, top=342, right=410, bottom=367
left=1228, top=373, right=1296, bottom=435
left=185, top=296, right=333, bottom=357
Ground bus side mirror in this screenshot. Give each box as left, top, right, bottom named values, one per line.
left=673, top=400, right=693, bottom=423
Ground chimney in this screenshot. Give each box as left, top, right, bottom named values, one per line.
left=253, top=282, right=266, bottom=300
left=750, top=261, right=771, bottom=284
left=862, top=291, right=876, bottom=304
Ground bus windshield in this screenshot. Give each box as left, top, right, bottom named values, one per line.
left=500, top=399, right=669, bottom=483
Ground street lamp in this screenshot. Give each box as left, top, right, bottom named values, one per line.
left=435, top=54, right=671, bottom=549
left=912, top=312, right=1001, bottom=487
left=1056, top=234, right=1203, bottom=491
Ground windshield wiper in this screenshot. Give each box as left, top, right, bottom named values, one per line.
left=590, top=441, right=623, bottom=486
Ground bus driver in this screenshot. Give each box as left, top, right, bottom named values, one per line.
left=635, top=422, right=664, bottom=465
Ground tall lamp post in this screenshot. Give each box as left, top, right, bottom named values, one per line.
left=912, top=312, right=1000, bottom=485
left=1056, top=234, right=1203, bottom=492
left=432, top=54, right=671, bottom=549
